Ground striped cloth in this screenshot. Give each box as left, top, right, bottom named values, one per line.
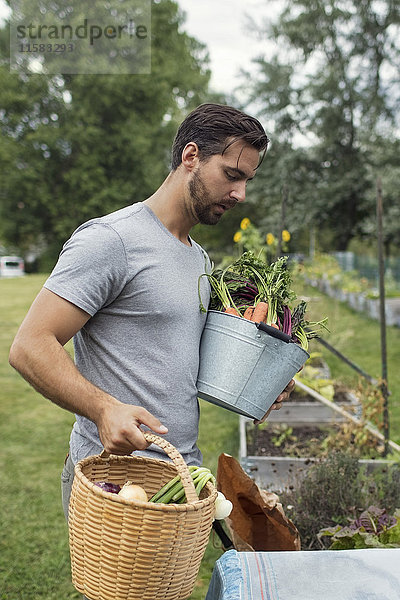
left=205, top=548, right=400, bottom=600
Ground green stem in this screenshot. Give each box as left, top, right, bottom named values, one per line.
left=195, top=473, right=214, bottom=495
left=149, top=475, right=181, bottom=503
left=153, top=480, right=183, bottom=504
left=149, top=466, right=198, bottom=503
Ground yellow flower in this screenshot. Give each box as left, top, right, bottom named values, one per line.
left=240, top=217, right=251, bottom=230
left=233, top=231, right=242, bottom=243
left=266, top=233, right=275, bottom=246
left=282, top=229, right=291, bottom=242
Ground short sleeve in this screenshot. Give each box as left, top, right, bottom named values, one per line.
left=44, top=223, right=128, bottom=316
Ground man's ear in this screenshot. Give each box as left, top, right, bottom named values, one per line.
left=181, top=142, right=200, bottom=171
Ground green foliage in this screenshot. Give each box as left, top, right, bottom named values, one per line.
left=282, top=452, right=365, bottom=549
left=301, top=252, right=400, bottom=297
left=271, top=424, right=296, bottom=448
left=241, top=0, right=400, bottom=252
left=362, top=137, right=400, bottom=255
left=0, top=1, right=216, bottom=261
left=240, top=141, right=322, bottom=253
left=204, top=251, right=298, bottom=322
left=318, top=507, right=400, bottom=549
left=233, top=218, right=266, bottom=257
left=281, top=451, right=400, bottom=550
left=293, top=278, right=400, bottom=444
left=295, top=364, right=335, bottom=401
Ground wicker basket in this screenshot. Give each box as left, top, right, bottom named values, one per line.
left=68, top=433, right=218, bottom=600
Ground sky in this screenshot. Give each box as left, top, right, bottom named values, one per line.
left=175, top=0, right=271, bottom=95
left=0, top=0, right=272, bottom=95
left=0, top=0, right=9, bottom=24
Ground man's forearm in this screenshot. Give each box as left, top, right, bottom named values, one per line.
left=9, top=331, right=168, bottom=455
left=9, top=333, right=118, bottom=423
left=9, top=288, right=167, bottom=455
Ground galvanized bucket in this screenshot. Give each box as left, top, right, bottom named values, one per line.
left=196, top=310, right=309, bottom=421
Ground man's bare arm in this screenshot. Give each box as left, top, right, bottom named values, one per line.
left=9, top=288, right=168, bottom=454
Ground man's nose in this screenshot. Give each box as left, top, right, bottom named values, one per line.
left=230, top=181, right=246, bottom=203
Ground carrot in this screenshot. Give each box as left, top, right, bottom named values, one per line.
left=224, top=306, right=241, bottom=316
left=270, top=323, right=279, bottom=329
left=243, top=306, right=255, bottom=320
left=251, top=301, right=269, bottom=323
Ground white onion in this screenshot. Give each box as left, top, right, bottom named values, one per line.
left=214, top=491, right=233, bottom=520
left=118, top=481, right=148, bottom=502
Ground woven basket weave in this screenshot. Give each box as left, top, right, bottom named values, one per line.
left=68, top=432, right=218, bottom=600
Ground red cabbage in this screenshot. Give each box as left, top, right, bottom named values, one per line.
left=94, top=481, right=121, bottom=494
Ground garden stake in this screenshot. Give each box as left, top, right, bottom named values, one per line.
left=309, top=333, right=378, bottom=386
left=376, top=176, right=390, bottom=457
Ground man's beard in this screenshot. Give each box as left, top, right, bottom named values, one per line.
left=188, top=168, right=224, bottom=225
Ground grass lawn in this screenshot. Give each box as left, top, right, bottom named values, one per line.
left=0, top=274, right=237, bottom=600
left=1, top=273, right=398, bottom=599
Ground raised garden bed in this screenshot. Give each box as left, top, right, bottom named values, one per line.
left=240, top=415, right=395, bottom=492
left=305, top=276, right=400, bottom=327
left=239, top=370, right=399, bottom=494
left=264, top=352, right=363, bottom=428
left=240, top=416, right=394, bottom=492
left=247, top=423, right=336, bottom=458
left=267, top=381, right=362, bottom=426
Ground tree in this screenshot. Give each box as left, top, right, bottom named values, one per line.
left=361, top=136, right=400, bottom=257
left=0, top=1, right=217, bottom=265
left=0, top=23, right=68, bottom=258
left=241, top=0, right=400, bottom=252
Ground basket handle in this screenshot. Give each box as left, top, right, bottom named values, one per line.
left=100, top=432, right=199, bottom=504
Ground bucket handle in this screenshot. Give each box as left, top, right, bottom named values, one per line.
left=256, top=321, right=292, bottom=343
left=100, top=432, right=199, bottom=504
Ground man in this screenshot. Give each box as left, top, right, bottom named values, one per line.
left=9, top=103, right=294, bottom=520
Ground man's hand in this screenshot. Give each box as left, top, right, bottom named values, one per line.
left=253, top=378, right=295, bottom=425
left=95, top=401, right=168, bottom=455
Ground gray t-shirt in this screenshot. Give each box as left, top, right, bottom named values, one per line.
left=44, top=202, right=211, bottom=466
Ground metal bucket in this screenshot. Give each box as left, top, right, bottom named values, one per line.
left=196, top=310, right=309, bottom=421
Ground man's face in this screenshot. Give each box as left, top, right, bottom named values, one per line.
left=187, top=141, right=260, bottom=225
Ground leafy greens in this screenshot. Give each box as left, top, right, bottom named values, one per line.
left=199, top=251, right=328, bottom=350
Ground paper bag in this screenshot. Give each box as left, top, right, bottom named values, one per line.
left=217, top=453, right=300, bottom=551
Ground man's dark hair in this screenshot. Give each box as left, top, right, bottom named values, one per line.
left=171, top=103, right=270, bottom=171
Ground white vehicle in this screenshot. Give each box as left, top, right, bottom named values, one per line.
left=0, top=256, right=25, bottom=277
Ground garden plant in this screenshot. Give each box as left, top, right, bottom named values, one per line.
left=280, top=452, right=400, bottom=550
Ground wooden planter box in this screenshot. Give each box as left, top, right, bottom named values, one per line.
left=267, top=387, right=361, bottom=426
left=239, top=416, right=395, bottom=493
left=304, top=276, right=400, bottom=327
left=240, top=451, right=393, bottom=493
left=267, top=355, right=362, bottom=426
